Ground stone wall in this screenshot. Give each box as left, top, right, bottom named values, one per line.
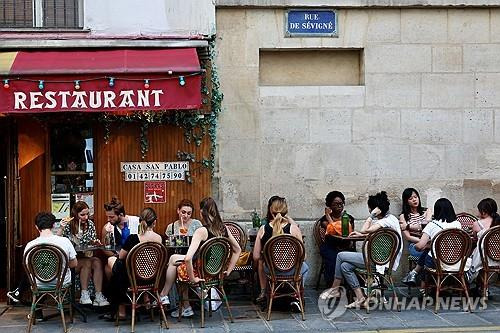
left=215, top=7, right=500, bottom=225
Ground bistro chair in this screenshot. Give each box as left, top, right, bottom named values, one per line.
left=224, top=221, right=254, bottom=298
left=313, top=219, right=326, bottom=290
left=263, top=234, right=306, bottom=321
left=478, top=225, right=500, bottom=302
left=177, top=237, right=234, bottom=328
left=23, top=244, right=72, bottom=333
left=355, top=228, right=401, bottom=314
left=425, top=228, right=472, bottom=313
left=124, top=241, right=168, bottom=332
left=456, top=212, right=478, bottom=233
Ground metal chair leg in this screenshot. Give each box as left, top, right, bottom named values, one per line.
left=58, top=295, right=67, bottom=333
left=156, top=292, right=169, bottom=329
left=297, top=282, right=305, bottom=321
left=220, top=285, right=234, bottom=323
left=201, top=288, right=205, bottom=328
left=434, top=277, right=441, bottom=314
left=27, top=296, right=37, bottom=333
left=131, top=292, right=136, bottom=333
left=266, top=282, right=275, bottom=321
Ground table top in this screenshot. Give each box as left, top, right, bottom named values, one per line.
left=74, top=245, right=121, bottom=253
left=328, top=234, right=366, bottom=241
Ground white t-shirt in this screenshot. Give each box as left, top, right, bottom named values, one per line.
left=373, top=214, right=403, bottom=274
left=423, top=219, right=462, bottom=271
left=24, top=234, right=77, bottom=288
left=126, top=215, right=140, bottom=234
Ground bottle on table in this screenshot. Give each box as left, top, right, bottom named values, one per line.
left=251, top=209, right=261, bottom=229
left=341, top=210, right=350, bottom=237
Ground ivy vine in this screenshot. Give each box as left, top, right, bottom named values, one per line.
left=99, top=37, right=223, bottom=182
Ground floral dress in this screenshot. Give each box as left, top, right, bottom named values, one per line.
left=63, top=220, right=97, bottom=247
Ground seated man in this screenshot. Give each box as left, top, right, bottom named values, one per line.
left=24, top=212, right=78, bottom=288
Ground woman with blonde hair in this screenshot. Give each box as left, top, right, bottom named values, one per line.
left=62, top=201, right=109, bottom=306
left=252, top=196, right=308, bottom=311
left=159, top=197, right=241, bottom=318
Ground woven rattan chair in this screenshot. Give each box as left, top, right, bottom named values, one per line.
left=457, top=212, right=478, bottom=232
left=23, top=244, right=72, bottom=333
left=478, top=225, right=500, bottom=302
left=263, top=234, right=305, bottom=321
left=425, top=228, right=472, bottom=313
left=124, top=241, right=168, bottom=332
left=224, top=221, right=254, bottom=298
left=177, top=237, right=234, bottom=328
left=354, top=228, right=401, bottom=314
left=313, top=219, right=326, bottom=290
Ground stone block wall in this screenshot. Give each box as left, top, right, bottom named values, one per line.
left=215, top=8, right=500, bottom=226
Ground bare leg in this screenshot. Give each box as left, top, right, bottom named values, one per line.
left=160, top=254, right=185, bottom=297
left=258, top=259, right=266, bottom=290
left=79, top=258, right=91, bottom=290
left=106, top=256, right=117, bottom=280
left=181, top=287, right=190, bottom=308
left=91, top=257, right=104, bottom=292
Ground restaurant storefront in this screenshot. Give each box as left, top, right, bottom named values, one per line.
left=0, top=47, right=215, bottom=294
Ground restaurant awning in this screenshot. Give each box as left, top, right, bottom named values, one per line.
left=0, top=48, right=203, bottom=113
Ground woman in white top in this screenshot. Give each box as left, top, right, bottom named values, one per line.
left=414, top=198, right=461, bottom=269
left=165, top=199, right=203, bottom=236
left=467, top=198, right=500, bottom=283
left=320, top=191, right=402, bottom=309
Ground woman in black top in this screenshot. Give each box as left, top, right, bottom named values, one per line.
left=106, top=207, right=162, bottom=319
left=319, top=191, right=355, bottom=286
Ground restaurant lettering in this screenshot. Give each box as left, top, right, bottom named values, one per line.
left=13, top=89, right=164, bottom=110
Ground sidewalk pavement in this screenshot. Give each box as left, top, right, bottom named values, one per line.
left=3, top=285, right=500, bottom=333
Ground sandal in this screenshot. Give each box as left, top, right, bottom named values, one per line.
left=319, top=287, right=341, bottom=300
left=345, top=298, right=367, bottom=309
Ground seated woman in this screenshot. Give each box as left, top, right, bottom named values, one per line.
left=159, top=197, right=241, bottom=318
left=467, top=198, right=500, bottom=284
left=106, top=207, right=162, bottom=319
left=63, top=201, right=109, bottom=306
left=253, top=197, right=309, bottom=312
left=165, top=199, right=203, bottom=236
left=319, top=191, right=355, bottom=287
left=320, top=191, right=402, bottom=309
left=400, top=188, right=433, bottom=286
left=414, top=198, right=461, bottom=270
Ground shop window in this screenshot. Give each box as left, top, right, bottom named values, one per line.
left=50, top=125, right=93, bottom=219
left=259, top=49, right=363, bottom=86
left=0, top=0, right=83, bottom=29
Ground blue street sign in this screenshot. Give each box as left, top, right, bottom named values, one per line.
left=285, top=9, right=338, bottom=37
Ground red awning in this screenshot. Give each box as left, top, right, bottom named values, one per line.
left=1, top=48, right=201, bottom=75
left=0, top=48, right=202, bottom=113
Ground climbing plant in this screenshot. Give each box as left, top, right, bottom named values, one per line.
left=99, top=37, right=223, bottom=182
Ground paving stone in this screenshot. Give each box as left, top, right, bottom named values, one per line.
left=437, top=312, right=491, bottom=326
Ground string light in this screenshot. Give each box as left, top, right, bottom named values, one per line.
left=144, top=79, right=150, bottom=89
left=178, top=76, right=185, bottom=87
left=74, top=80, right=80, bottom=90
left=3, top=79, right=9, bottom=89
left=38, top=80, right=44, bottom=90
left=168, top=70, right=173, bottom=75
left=108, top=77, right=115, bottom=87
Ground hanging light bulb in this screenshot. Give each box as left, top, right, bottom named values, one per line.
left=144, top=79, right=150, bottom=89
left=38, top=80, right=44, bottom=90
left=74, top=80, right=80, bottom=90
left=167, top=70, right=173, bottom=75
left=3, top=79, right=9, bottom=89
left=108, top=77, right=115, bottom=87
left=178, top=76, right=186, bottom=87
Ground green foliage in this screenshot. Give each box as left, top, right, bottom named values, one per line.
left=100, top=38, right=223, bottom=182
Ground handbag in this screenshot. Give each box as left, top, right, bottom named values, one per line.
left=236, top=251, right=251, bottom=266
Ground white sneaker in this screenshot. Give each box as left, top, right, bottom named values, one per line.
left=171, top=306, right=194, bottom=318
left=160, top=295, right=170, bottom=305
left=93, top=292, right=110, bottom=307
left=79, top=290, right=92, bottom=305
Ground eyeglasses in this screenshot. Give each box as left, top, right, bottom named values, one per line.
left=331, top=201, right=344, bottom=207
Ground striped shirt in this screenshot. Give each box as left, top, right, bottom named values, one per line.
left=408, top=212, right=427, bottom=226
